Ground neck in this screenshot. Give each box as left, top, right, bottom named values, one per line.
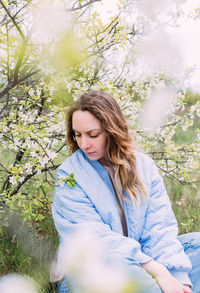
left=99, top=157, right=112, bottom=167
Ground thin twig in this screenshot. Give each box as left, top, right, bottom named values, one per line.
left=0, top=0, right=25, bottom=40
left=69, top=0, right=101, bottom=11
left=0, top=69, right=41, bottom=99
left=9, top=164, right=59, bottom=197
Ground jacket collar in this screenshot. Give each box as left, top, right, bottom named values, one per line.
left=77, top=149, right=107, bottom=172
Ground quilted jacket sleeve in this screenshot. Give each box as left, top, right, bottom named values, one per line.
left=140, top=158, right=192, bottom=286
left=52, top=167, right=152, bottom=269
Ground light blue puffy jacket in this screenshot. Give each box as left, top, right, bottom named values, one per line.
left=52, top=149, right=192, bottom=286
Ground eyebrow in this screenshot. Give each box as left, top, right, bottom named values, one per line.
left=72, top=128, right=102, bottom=133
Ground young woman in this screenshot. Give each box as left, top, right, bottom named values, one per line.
left=52, top=90, right=200, bottom=293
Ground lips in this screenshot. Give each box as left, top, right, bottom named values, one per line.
left=86, top=152, right=96, bottom=155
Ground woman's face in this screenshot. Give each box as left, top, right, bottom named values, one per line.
left=72, top=110, right=107, bottom=162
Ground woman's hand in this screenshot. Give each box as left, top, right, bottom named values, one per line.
left=156, top=273, right=192, bottom=293
left=141, top=260, right=192, bottom=293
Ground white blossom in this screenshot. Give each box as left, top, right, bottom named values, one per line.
left=25, top=163, right=33, bottom=175
left=9, top=123, right=16, bottom=129
left=2, top=126, right=9, bottom=132
left=30, top=151, right=37, bottom=157
left=43, top=137, right=51, bottom=144
left=13, top=97, right=18, bottom=103
left=19, top=176, right=25, bottom=183
left=38, top=156, right=49, bottom=168
left=20, top=113, right=28, bottom=122
left=46, top=150, right=57, bottom=160
left=36, top=168, right=41, bottom=175
left=8, top=144, right=14, bottom=150
left=9, top=176, right=17, bottom=185
left=0, top=274, right=39, bottom=293
left=28, top=89, right=35, bottom=96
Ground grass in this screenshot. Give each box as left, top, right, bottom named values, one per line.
left=165, top=177, right=200, bottom=234
left=0, top=212, right=59, bottom=292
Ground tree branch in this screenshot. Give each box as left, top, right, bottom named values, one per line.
left=9, top=165, right=60, bottom=197
left=69, top=0, right=101, bottom=11
left=13, top=40, right=28, bottom=84
left=0, top=69, right=41, bottom=99
left=0, top=0, right=25, bottom=40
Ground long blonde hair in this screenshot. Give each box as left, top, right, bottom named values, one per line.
left=66, top=90, right=147, bottom=202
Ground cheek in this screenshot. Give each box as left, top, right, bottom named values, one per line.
left=101, top=137, right=107, bottom=150
left=75, top=138, right=81, bottom=148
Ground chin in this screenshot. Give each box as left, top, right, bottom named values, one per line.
left=86, top=154, right=100, bottom=161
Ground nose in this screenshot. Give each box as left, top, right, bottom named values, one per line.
left=79, top=136, right=91, bottom=150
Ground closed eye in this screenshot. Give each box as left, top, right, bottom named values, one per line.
left=73, top=130, right=103, bottom=138
left=75, top=134, right=99, bottom=138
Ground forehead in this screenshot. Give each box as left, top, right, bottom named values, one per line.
left=72, top=110, right=102, bottom=131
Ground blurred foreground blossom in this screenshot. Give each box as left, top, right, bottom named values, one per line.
left=0, top=274, right=39, bottom=293
left=135, top=0, right=175, bottom=17
left=29, top=0, right=68, bottom=43
left=135, top=29, right=184, bottom=79
left=138, top=87, right=175, bottom=131
left=52, top=31, right=86, bottom=70
left=51, top=226, right=139, bottom=293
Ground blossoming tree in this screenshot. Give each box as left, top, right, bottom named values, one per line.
left=0, top=0, right=200, bottom=228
